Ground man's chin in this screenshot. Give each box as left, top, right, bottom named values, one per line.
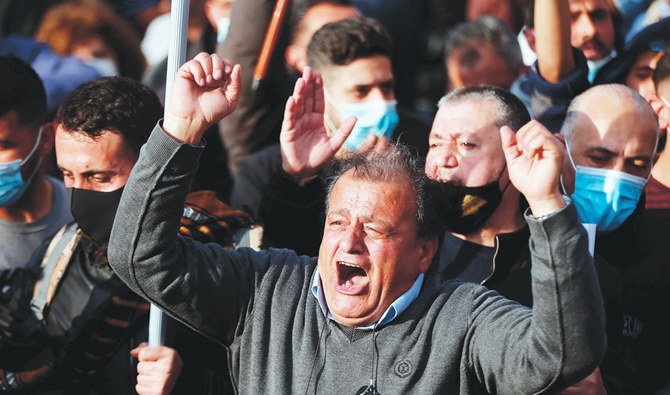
left=328, top=295, right=380, bottom=327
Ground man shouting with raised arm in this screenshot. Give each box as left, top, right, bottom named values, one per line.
left=108, top=53, right=606, bottom=393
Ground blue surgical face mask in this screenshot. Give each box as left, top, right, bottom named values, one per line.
left=324, top=91, right=399, bottom=151
left=0, top=128, right=43, bottom=207
left=563, top=139, right=647, bottom=232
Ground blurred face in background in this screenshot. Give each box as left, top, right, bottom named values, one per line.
left=569, top=0, right=615, bottom=61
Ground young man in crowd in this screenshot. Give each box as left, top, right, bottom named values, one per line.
left=0, top=56, right=71, bottom=274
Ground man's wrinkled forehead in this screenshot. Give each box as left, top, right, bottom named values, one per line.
left=431, top=99, right=502, bottom=138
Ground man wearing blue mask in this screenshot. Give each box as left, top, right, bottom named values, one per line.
left=232, top=16, right=429, bottom=256
left=0, top=56, right=72, bottom=273
left=559, top=84, right=659, bottom=232
left=557, top=83, right=670, bottom=393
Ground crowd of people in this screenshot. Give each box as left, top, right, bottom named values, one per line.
left=0, top=0, right=669, bottom=393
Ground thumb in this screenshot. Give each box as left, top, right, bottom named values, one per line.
left=329, top=116, right=357, bottom=152
left=500, top=126, right=520, bottom=162
left=130, top=342, right=149, bottom=358
left=224, top=64, right=242, bottom=108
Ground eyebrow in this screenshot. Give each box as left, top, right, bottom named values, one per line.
left=585, top=147, right=616, bottom=156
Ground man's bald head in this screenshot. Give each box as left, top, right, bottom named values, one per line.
left=560, top=84, right=659, bottom=193
left=561, top=84, right=658, bottom=142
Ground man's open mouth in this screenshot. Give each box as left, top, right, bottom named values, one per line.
left=336, top=261, right=369, bottom=294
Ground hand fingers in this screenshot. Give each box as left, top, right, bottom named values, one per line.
left=180, top=53, right=231, bottom=88
left=136, top=374, right=168, bottom=393
left=211, top=54, right=224, bottom=80
left=223, top=64, right=242, bottom=110
left=314, top=73, right=325, bottom=114
left=500, top=125, right=519, bottom=162
left=330, top=116, right=357, bottom=152
left=515, top=121, right=562, bottom=159
left=138, top=345, right=173, bottom=362
left=291, top=78, right=306, bottom=120
left=358, top=132, right=378, bottom=153
left=302, top=67, right=314, bottom=115
left=195, top=52, right=214, bottom=83
left=130, top=342, right=149, bottom=358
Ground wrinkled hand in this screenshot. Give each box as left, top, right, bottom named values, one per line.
left=131, top=343, right=183, bottom=395
left=280, top=67, right=356, bottom=181
left=560, top=368, right=607, bottom=395
left=163, top=52, right=241, bottom=145
left=500, top=120, right=565, bottom=217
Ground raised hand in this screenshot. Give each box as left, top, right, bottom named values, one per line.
left=163, top=52, right=241, bottom=145
left=500, top=120, right=566, bottom=217
left=280, top=67, right=356, bottom=182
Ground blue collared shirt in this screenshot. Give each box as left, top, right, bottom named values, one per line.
left=310, top=268, right=424, bottom=329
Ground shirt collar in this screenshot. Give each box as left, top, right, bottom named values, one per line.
left=310, top=267, right=424, bottom=329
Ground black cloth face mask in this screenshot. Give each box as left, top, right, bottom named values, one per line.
left=68, top=186, right=124, bottom=245
left=438, top=169, right=508, bottom=235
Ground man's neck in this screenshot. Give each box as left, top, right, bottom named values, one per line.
left=0, top=175, right=53, bottom=222
left=651, top=144, right=670, bottom=187
left=453, top=189, right=525, bottom=247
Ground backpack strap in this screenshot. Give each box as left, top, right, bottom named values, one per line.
left=30, top=223, right=81, bottom=322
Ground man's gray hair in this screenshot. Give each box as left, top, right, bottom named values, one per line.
left=444, top=16, right=523, bottom=78
left=437, top=85, right=531, bottom=132
left=561, top=84, right=659, bottom=142
left=325, top=144, right=444, bottom=240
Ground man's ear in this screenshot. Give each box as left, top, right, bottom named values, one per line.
left=418, top=236, right=439, bottom=273
left=284, top=45, right=305, bottom=73
left=649, top=96, right=669, bottom=131
left=555, top=133, right=566, bottom=145
left=38, top=121, right=55, bottom=157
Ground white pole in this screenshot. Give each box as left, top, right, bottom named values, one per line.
left=149, top=0, right=190, bottom=347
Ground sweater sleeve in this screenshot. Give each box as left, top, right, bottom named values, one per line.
left=108, top=123, right=275, bottom=346
left=465, top=202, right=606, bottom=393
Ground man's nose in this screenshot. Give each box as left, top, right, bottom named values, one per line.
left=369, top=87, right=391, bottom=102
left=339, top=225, right=365, bottom=254
left=576, top=15, right=597, bottom=39
left=436, top=146, right=458, bottom=169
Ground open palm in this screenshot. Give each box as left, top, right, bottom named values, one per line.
left=280, top=67, right=355, bottom=180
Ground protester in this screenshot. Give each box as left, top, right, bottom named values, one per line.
left=34, top=1, right=147, bottom=80
left=234, top=16, right=428, bottom=239
left=0, top=76, right=238, bottom=394
left=0, top=35, right=99, bottom=111
left=647, top=51, right=670, bottom=218
left=444, top=16, right=524, bottom=92
left=528, top=0, right=668, bottom=131
left=0, top=56, right=71, bottom=272
left=108, top=52, right=606, bottom=393
left=558, top=84, right=670, bottom=393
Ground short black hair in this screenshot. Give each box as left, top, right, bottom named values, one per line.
left=55, top=77, right=163, bottom=153
left=438, top=85, right=531, bottom=132
left=0, top=55, right=47, bottom=126
left=326, top=144, right=445, bottom=240
left=306, top=16, right=392, bottom=71
left=290, top=0, right=354, bottom=44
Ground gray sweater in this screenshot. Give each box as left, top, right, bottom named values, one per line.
left=108, top=125, right=606, bottom=394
